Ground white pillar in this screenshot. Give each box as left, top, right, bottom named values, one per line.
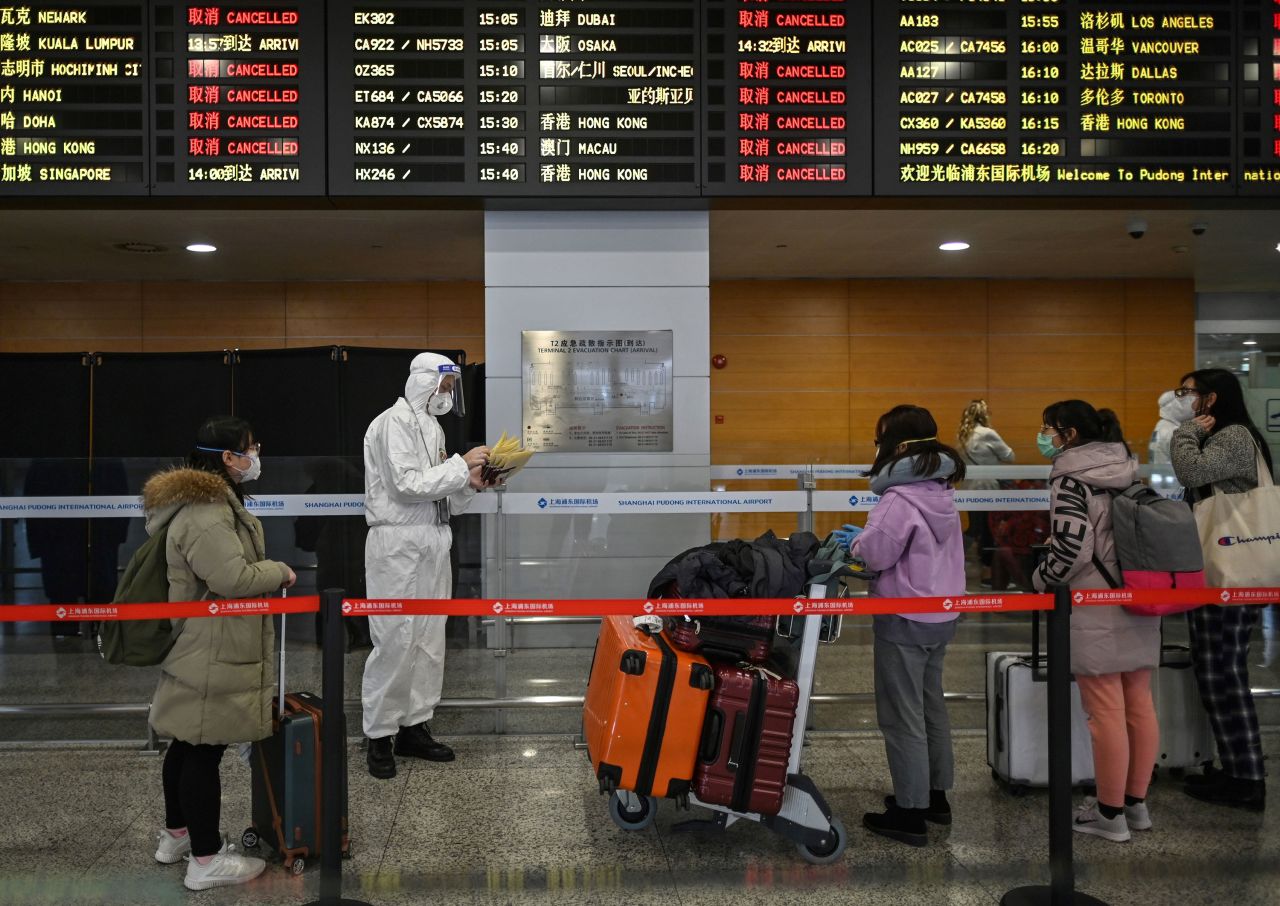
left=484, top=210, right=711, bottom=599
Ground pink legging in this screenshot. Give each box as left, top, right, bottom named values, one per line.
left=1075, top=670, right=1159, bottom=807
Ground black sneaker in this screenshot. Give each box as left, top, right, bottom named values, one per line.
left=863, top=805, right=928, bottom=847
left=885, top=791, right=952, bottom=826
left=1184, top=764, right=1224, bottom=789
left=394, top=723, right=456, bottom=762
left=1184, top=776, right=1265, bottom=813
left=367, top=736, right=396, bottom=780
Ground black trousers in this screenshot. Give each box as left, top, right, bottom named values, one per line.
left=163, top=740, right=228, bottom=857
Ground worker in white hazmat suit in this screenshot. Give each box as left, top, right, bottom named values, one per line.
left=362, top=352, right=490, bottom=779
left=1148, top=389, right=1193, bottom=492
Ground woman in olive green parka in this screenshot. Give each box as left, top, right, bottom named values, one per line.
left=147, top=416, right=296, bottom=892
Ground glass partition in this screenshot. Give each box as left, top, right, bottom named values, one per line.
left=2, top=458, right=1277, bottom=745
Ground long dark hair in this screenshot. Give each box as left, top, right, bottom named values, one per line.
left=1181, top=368, right=1274, bottom=477
left=1042, top=400, right=1128, bottom=455
left=188, top=415, right=253, bottom=503
left=869, top=405, right=966, bottom=484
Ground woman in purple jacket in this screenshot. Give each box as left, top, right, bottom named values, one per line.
left=848, top=405, right=967, bottom=847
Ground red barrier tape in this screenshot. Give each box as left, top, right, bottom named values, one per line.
left=1073, top=587, right=1280, bottom=607
left=0, top=595, right=319, bottom=623
left=340, top=594, right=1054, bottom=618
left=2, top=589, right=1274, bottom=623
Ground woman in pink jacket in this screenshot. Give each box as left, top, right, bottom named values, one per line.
left=848, top=405, right=967, bottom=847
left=1032, top=400, right=1160, bottom=843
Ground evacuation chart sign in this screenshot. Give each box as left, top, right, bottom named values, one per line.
left=521, top=329, right=673, bottom=453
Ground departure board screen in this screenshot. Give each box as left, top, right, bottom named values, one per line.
left=327, top=0, right=702, bottom=196
left=0, top=2, right=149, bottom=195
left=2, top=0, right=1279, bottom=198
left=873, top=0, right=1264, bottom=195
left=151, top=0, right=325, bottom=194
left=1239, top=0, right=1280, bottom=193
left=703, top=0, right=873, bottom=195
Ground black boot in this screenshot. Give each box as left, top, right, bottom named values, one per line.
left=394, top=723, right=455, bottom=762
left=884, top=789, right=952, bottom=826
left=367, top=736, right=396, bottom=780
left=1185, top=775, right=1265, bottom=812
left=863, top=805, right=928, bottom=847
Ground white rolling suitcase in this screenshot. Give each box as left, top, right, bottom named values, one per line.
left=986, top=651, right=1096, bottom=795
left=1152, top=645, right=1216, bottom=774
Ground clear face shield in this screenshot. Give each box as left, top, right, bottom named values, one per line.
left=431, top=364, right=465, bottom=418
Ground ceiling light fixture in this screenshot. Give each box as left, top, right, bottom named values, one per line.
left=939, top=241, right=970, bottom=252
left=186, top=243, right=216, bottom=253
left=1243, top=340, right=1258, bottom=346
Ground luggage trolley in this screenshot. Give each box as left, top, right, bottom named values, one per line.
left=604, top=589, right=848, bottom=865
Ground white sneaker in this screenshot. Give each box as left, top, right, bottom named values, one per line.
left=183, top=839, right=266, bottom=891
left=1125, top=801, right=1152, bottom=831
left=1073, top=798, right=1131, bottom=842
left=154, top=829, right=192, bottom=864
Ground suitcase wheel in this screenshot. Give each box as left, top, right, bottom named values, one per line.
left=797, top=817, right=847, bottom=865
left=240, top=827, right=259, bottom=850
left=608, top=791, right=657, bottom=831
left=289, top=856, right=306, bottom=876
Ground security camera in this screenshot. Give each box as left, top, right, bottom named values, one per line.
left=1191, top=222, right=1208, bottom=236
left=1127, top=218, right=1147, bottom=240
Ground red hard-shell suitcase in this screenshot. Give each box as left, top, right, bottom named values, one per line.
left=666, top=615, right=774, bottom=664
left=583, top=616, right=715, bottom=799
left=694, top=663, right=799, bottom=816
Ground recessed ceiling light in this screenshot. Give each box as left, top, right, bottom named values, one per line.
left=186, top=243, right=216, bottom=253
left=939, top=241, right=970, bottom=252
left=1243, top=340, right=1258, bottom=346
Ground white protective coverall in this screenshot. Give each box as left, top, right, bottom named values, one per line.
left=1148, top=389, right=1191, bottom=492
left=361, top=353, right=476, bottom=739
left=1148, top=390, right=1183, bottom=465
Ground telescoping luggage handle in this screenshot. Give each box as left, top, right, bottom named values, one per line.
left=278, top=587, right=287, bottom=720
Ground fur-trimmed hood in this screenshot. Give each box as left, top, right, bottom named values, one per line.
left=142, top=467, right=234, bottom=536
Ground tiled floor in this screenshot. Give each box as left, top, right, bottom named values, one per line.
left=0, top=732, right=1276, bottom=906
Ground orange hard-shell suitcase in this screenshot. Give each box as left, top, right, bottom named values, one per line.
left=583, top=616, right=715, bottom=799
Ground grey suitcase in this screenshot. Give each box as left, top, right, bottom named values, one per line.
left=986, top=651, right=1095, bottom=794
left=1152, top=645, right=1216, bottom=773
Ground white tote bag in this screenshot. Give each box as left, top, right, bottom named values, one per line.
left=1194, top=444, right=1280, bottom=588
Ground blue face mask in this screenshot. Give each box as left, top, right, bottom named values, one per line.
left=1036, top=432, right=1061, bottom=459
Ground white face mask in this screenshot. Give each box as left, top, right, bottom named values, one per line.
left=232, top=451, right=262, bottom=483
left=1168, top=395, right=1196, bottom=423
left=427, top=394, right=453, bottom=417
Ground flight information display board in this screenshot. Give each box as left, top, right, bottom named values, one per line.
left=327, top=0, right=702, bottom=196
left=0, top=1, right=149, bottom=195
left=1238, top=0, right=1280, bottom=193
left=874, top=0, right=1277, bottom=195
left=1, top=0, right=1278, bottom=197
left=703, top=0, right=873, bottom=194
left=151, top=0, right=325, bottom=194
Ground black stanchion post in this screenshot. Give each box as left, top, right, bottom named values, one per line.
left=305, top=588, right=372, bottom=906
left=1002, top=586, right=1109, bottom=906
